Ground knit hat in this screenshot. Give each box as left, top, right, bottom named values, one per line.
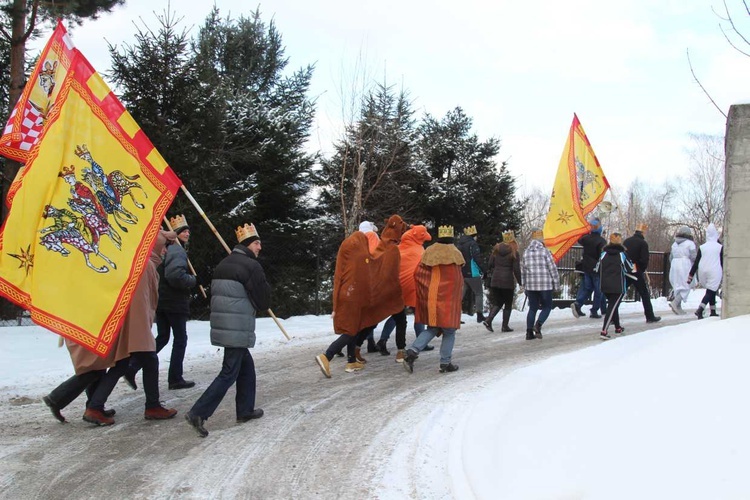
left=589, top=217, right=602, bottom=234
left=170, top=214, right=189, bottom=235
left=359, top=221, right=377, bottom=233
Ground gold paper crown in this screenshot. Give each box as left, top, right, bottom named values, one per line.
left=464, top=225, right=477, bottom=236
left=170, top=214, right=188, bottom=230
left=531, top=228, right=544, bottom=240
left=636, top=223, right=648, bottom=232
left=235, top=223, right=259, bottom=243
left=438, top=225, right=454, bottom=239
left=502, top=230, right=515, bottom=243
left=58, top=165, right=75, bottom=177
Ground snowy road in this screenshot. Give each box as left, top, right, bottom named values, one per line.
left=0, top=309, right=691, bottom=499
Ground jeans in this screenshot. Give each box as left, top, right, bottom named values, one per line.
left=190, top=347, right=256, bottom=420
left=155, top=310, right=189, bottom=384
left=378, top=309, right=416, bottom=349
left=575, top=272, right=606, bottom=314
left=462, top=277, right=484, bottom=314
left=525, top=290, right=553, bottom=330
left=88, top=352, right=160, bottom=410
left=409, top=327, right=456, bottom=365
left=325, top=334, right=356, bottom=362
left=47, top=369, right=105, bottom=410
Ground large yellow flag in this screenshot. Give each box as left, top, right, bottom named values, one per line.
left=543, top=114, right=609, bottom=262
left=0, top=22, right=181, bottom=357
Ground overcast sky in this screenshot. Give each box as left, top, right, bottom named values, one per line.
left=50, top=0, right=750, bottom=195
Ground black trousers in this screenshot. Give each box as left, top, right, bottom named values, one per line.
left=88, top=352, right=160, bottom=410
left=628, top=272, right=656, bottom=320
left=602, top=293, right=624, bottom=331
left=47, top=369, right=105, bottom=410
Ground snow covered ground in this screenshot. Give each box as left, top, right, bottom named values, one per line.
left=2, top=291, right=747, bottom=499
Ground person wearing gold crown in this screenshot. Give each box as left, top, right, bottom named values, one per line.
left=185, top=223, right=271, bottom=438
left=521, top=227, right=559, bottom=340
left=623, top=223, right=661, bottom=323
left=403, top=225, right=465, bottom=374
left=483, top=230, right=522, bottom=333
left=142, top=214, right=198, bottom=391
left=457, top=224, right=487, bottom=323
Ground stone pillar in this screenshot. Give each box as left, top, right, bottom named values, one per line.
left=723, top=104, right=750, bottom=318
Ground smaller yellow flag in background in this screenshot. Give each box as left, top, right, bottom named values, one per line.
left=543, top=114, right=610, bottom=262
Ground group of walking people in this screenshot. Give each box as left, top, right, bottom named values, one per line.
left=43, top=211, right=723, bottom=438
left=571, top=218, right=724, bottom=340
left=44, top=216, right=271, bottom=439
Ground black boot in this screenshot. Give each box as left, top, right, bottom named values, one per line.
left=366, top=338, right=379, bottom=353
left=526, top=329, right=535, bottom=340
left=476, top=312, right=486, bottom=323
left=533, top=322, right=543, bottom=339
left=709, top=308, right=719, bottom=317
left=695, top=307, right=705, bottom=319
left=376, top=339, right=390, bottom=356
left=501, top=308, right=513, bottom=332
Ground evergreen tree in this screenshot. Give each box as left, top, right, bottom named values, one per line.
left=316, top=82, right=424, bottom=236
left=108, top=6, right=318, bottom=317
left=416, top=107, right=521, bottom=251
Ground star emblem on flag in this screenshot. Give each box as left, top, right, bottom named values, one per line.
left=556, top=210, right=573, bottom=224
left=8, top=244, right=34, bottom=276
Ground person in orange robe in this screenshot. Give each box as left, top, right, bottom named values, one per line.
left=403, top=225, right=465, bottom=374
left=375, top=224, right=434, bottom=360
left=315, top=215, right=408, bottom=377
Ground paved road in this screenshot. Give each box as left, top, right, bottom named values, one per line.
left=0, top=310, right=691, bottom=499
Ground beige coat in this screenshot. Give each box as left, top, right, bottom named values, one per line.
left=67, top=230, right=176, bottom=374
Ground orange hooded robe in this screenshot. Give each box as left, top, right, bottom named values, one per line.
left=332, top=215, right=407, bottom=336
left=398, top=225, right=432, bottom=308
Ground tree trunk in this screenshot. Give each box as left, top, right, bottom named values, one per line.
left=1, top=0, right=29, bottom=223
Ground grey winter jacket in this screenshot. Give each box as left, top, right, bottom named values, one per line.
left=209, top=245, right=271, bottom=348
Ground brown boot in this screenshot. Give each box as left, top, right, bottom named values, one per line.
left=354, top=347, right=367, bottom=363
left=83, top=408, right=115, bottom=426
left=395, top=349, right=405, bottom=363
left=145, top=405, right=178, bottom=420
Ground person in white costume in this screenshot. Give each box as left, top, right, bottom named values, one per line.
left=687, top=223, right=723, bottom=319
left=668, top=226, right=697, bottom=315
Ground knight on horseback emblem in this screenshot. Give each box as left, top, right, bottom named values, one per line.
left=38, top=145, right=148, bottom=273
left=575, top=157, right=602, bottom=203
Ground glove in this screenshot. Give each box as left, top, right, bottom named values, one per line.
left=687, top=275, right=693, bottom=285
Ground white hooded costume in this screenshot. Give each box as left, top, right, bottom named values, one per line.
left=668, top=226, right=697, bottom=313
left=695, top=224, right=723, bottom=292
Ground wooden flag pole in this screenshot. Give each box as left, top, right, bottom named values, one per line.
left=163, top=216, right=207, bottom=299
left=179, top=185, right=291, bottom=341
left=180, top=185, right=231, bottom=254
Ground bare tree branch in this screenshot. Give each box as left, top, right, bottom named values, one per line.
left=687, top=48, right=727, bottom=119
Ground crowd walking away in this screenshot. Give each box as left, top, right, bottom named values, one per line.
left=40, top=215, right=726, bottom=436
